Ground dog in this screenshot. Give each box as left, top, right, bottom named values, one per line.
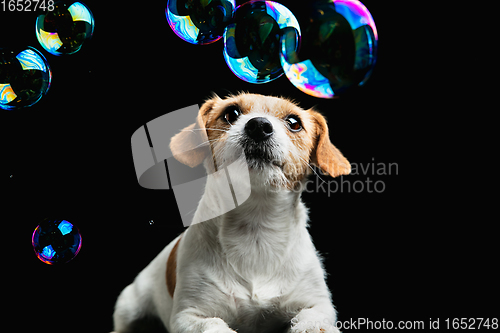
left=113, top=93, right=350, bottom=333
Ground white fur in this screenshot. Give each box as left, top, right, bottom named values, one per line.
left=113, top=99, right=340, bottom=333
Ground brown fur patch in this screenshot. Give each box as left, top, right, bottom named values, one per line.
left=309, top=109, right=351, bottom=177
left=166, top=237, right=182, bottom=298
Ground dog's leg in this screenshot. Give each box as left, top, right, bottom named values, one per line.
left=289, top=303, right=339, bottom=333
left=171, top=309, right=236, bottom=333
left=113, top=283, right=154, bottom=333
left=113, top=235, right=181, bottom=332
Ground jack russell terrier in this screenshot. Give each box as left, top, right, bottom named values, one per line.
left=113, top=93, right=350, bottom=333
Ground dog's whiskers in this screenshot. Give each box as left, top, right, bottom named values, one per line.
left=191, top=138, right=224, bottom=150
left=298, top=156, right=326, bottom=184
left=181, top=127, right=229, bottom=133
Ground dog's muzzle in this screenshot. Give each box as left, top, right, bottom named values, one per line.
left=242, top=117, right=282, bottom=169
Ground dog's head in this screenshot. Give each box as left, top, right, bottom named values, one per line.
left=170, top=93, right=350, bottom=190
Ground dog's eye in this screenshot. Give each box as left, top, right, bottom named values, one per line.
left=222, top=106, right=241, bottom=124
left=285, top=115, right=302, bottom=132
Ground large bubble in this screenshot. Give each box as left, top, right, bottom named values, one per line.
left=223, top=0, right=300, bottom=83
left=36, top=1, right=94, bottom=56
left=281, top=0, right=377, bottom=98
left=0, top=46, right=52, bottom=110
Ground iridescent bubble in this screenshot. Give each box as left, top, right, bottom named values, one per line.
left=281, top=0, right=377, bottom=98
left=32, top=219, right=82, bottom=265
left=0, top=46, right=52, bottom=110
left=223, top=0, right=300, bottom=83
left=36, top=1, right=94, bottom=56
left=166, top=0, right=236, bottom=45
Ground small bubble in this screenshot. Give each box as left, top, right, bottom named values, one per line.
left=166, top=0, right=235, bottom=45
left=32, top=219, right=82, bottom=265
left=36, top=1, right=94, bottom=56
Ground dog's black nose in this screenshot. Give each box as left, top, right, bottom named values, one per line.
left=245, top=117, right=273, bottom=142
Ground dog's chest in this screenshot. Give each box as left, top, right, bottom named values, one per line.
left=225, top=279, right=292, bottom=333
left=230, top=293, right=290, bottom=333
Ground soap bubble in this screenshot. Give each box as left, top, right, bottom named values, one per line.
left=166, top=0, right=236, bottom=45
left=281, top=0, right=377, bottom=98
left=223, top=0, right=300, bottom=83
left=36, top=1, right=94, bottom=56
left=32, top=219, right=82, bottom=265
left=0, top=46, right=52, bottom=110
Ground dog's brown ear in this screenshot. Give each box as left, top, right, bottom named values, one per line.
left=169, top=99, right=216, bottom=168
left=310, top=110, right=351, bottom=178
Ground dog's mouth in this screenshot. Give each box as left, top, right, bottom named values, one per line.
left=221, top=130, right=285, bottom=173
left=245, top=155, right=284, bottom=170
left=243, top=144, right=284, bottom=170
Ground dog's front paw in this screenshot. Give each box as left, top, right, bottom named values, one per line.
left=290, top=321, right=339, bottom=333
left=203, top=317, right=237, bottom=333
left=290, top=309, right=339, bottom=333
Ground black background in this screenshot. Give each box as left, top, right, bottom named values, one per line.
left=2, top=1, right=497, bottom=332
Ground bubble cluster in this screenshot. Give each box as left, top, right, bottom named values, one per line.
left=280, top=0, right=378, bottom=98
left=32, top=219, right=82, bottom=265
left=223, top=0, right=300, bottom=83
left=166, top=0, right=377, bottom=98
left=166, top=0, right=236, bottom=45
left=36, top=1, right=94, bottom=56
left=0, top=46, right=52, bottom=110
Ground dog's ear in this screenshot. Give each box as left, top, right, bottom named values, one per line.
left=310, top=110, right=351, bottom=178
left=169, top=99, right=217, bottom=168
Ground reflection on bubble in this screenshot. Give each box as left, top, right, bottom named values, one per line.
left=0, top=46, right=52, bottom=110
left=223, top=0, right=300, bottom=83
left=166, top=0, right=236, bottom=45
left=281, top=0, right=377, bottom=98
left=57, top=220, right=73, bottom=235
left=32, top=219, right=82, bottom=265
left=42, top=245, right=56, bottom=260
left=36, top=1, right=94, bottom=56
